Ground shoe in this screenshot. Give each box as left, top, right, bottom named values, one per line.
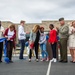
left=29, top=59, right=31, bottom=62
left=72, top=62, right=75, bottom=63
left=59, top=60, right=63, bottom=62
left=10, top=61, right=13, bottom=63
left=41, top=59, right=45, bottom=61
left=0, top=60, right=2, bottom=63
left=36, top=59, right=39, bottom=62
left=19, top=58, right=26, bottom=60
left=71, top=61, right=75, bottom=63
left=19, top=58, right=24, bottom=59
left=46, top=58, right=49, bottom=61
left=50, top=58, right=54, bottom=62
left=53, top=58, right=57, bottom=62
left=70, top=60, right=73, bottom=62
left=62, top=61, right=68, bottom=63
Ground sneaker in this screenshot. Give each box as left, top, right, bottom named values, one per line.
left=50, top=58, right=54, bottom=62
left=9, top=61, right=13, bottom=63
left=36, top=59, right=39, bottom=62
left=0, top=60, right=2, bottom=63
left=41, top=58, right=45, bottom=61
left=46, top=58, right=49, bottom=61
left=29, top=59, right=31, bottom=62
left=19, top=58, right=26, bottom=60
left=53, top=58, right=57, bottom=62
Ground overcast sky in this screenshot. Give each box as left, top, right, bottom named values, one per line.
left=0, top=0, right=75, bottom=23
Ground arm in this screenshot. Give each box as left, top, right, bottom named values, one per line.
left=39, top=35, right=46, bottom=44
left=59, top=25, right=69, bottom=34
left=4, top=28, right=8, bottom=37
left=29, top=31, right=33, bottom=42
left=19, top=26, right=26, bottom=36
left=48, top=30, right=57, bottom=44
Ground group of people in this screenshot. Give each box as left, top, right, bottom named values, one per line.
left=0, top=17, right=75, bottom=63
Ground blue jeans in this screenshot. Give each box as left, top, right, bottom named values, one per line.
left=40, top=43, right=48, bottom=58
left=19, top=40, right=25, bottom=59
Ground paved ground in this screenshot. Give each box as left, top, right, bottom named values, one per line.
left=0, top=56, right=75, bottom=75
left=0, top=57, right=48, bottom=75
left=50, top=62, right=75, bottom=75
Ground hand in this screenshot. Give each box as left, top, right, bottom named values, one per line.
left=5, top=36, right=8, bottom=38
left=29, top=41, right=34, bottom=44
left=71, top=29, right=75, bottom=34
left=56, top=27, right=59, bottom=30
left=7, top=38, right=10, bottom=41
left=52, top=42, right=54, bottom=44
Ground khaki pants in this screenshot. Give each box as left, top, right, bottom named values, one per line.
left=60, top=38, right=68, bottom=61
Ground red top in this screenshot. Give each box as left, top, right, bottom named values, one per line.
left=48, top=29, right=57, bottom=43
left=4, top=28, right=16, bottom=41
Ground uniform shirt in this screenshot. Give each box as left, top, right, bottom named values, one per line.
left=59, top=24, right=69, bottom=38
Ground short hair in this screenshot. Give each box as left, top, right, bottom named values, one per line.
left=40, top=27, right=44, bottom=30
left=59, top=17, right=64, bottom=21
left=0, top=21, right=1, bottom=23
left=9, top=24, right=15, bottom=30
left=20, top=20, right=25, bottom=24
left=49, top=24, right=54, bottom=28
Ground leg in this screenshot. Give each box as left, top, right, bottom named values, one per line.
left=19, top=40, right=25, bottom=59
left=7, top=41, right=10, bottom=59
left=70, top=49, right=74, bottom=61
left=43, top=43, right=49, bottom=61
left=9, top=41, right=13, bottom=61
left=40, top=44, right=44, bottom=59
left=34, top=44, right=39, bottom=59
left=59, top=40, right=63, bottom=61
left=43, top=43, right=48, bottom=58
left=60, top=38, right=67, bottom=61
left=0, top=42, right=3, bottom=62
left=29, top=49, right=32, bottom=59
left=73, top=49, right=75, bottom=62
left=51, top=43, right=57, bottom=58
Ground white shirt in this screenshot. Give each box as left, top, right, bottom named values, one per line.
left=8, top=29, right=14, bottom=38
left=39, top=33, right=46, bottom=44
left=0, top=26, right=4, bottom=37
left=18, top=25, right=26, bottom=40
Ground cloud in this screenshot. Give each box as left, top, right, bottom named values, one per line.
left=0, top=0, right=75, bottom=23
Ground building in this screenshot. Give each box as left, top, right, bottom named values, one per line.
left=1, top=20, right=73, bottom=43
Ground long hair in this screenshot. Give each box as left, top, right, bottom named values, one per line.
left=72, top=21, right=75, bottom=26
left=0, top=21, right=1, bottom=29
left=9, top=24, right=15, bottom=30
left=32, top=25, right=40, bottom=33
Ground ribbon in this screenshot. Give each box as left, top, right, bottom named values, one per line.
left=0, top=38, right=7, bottom=56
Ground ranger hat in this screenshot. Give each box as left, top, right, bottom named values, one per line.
left=59, top=17, right=64, bottom=21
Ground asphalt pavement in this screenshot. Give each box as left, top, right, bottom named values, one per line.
left=0, top=56, right=75, bottom=75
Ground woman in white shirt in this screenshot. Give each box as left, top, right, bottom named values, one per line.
left=4, top=24, right=16, bottom=63
left=68, top=21, right=75, bottom=63
left=0, top=21, right=4, bottom=63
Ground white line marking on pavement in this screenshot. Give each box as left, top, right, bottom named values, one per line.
left=46, top=61, right=52, bottom=75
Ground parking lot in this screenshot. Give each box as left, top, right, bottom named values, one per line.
left=0, top=56, right=75, bottom=75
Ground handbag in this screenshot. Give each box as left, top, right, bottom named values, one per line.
left=30, top=42, right=34, bottom=49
